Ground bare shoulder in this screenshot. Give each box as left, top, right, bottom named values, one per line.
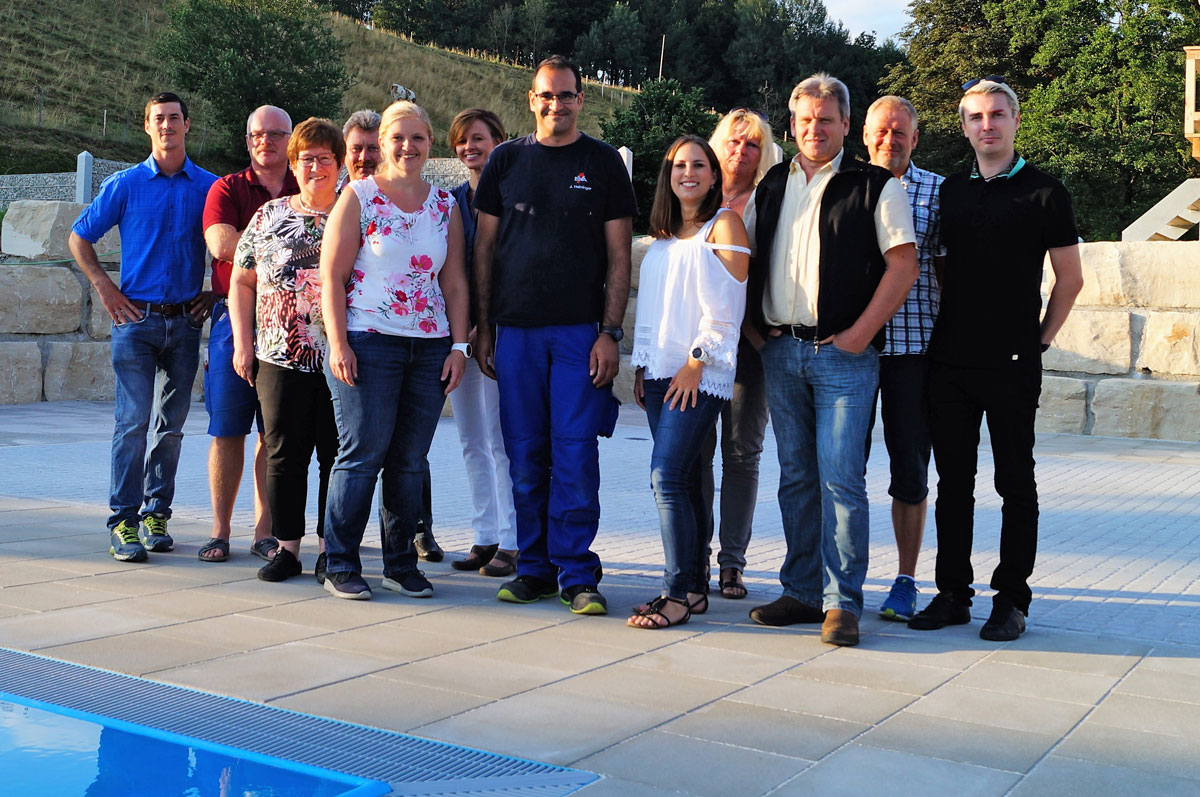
left=707, top=209, right=749, bottom=247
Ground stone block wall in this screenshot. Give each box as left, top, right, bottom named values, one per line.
left=0, top=157, right=134, bottom=211
left=1036, top=242, right=1200, bottom=441
left=0, top=200, right=201, bottom=404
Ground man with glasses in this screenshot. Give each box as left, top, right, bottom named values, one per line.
left=473, top=55, right=637, bottom=615
left=745, top=74, right=918, bottom=646
left=909, top=78, right=1082, bottom=641
left=197, top=105, right=297, bottom=563
left=861, top=95, right=944, bottom=623
left=69, top=92, right=218, bottom=561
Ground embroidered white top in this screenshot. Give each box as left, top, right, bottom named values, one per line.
left=631, top=209, right=750, bottom=400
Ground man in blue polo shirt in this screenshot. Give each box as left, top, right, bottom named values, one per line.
left=69, top=91, right=218, bottom=562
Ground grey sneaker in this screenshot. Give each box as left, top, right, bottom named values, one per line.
left=324, top=571, right=372, bottom=600
left=110, top=520, right=148, bottom=563
left=139, top=513, right=174, bottom=553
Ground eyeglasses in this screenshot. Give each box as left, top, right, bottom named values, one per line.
left=296, top=154, right=338, bottom=168
left=533, top=91, right=579, bottom=104
left=248, top=130, right=289, bottom=142
left=962, top=75, right=1007, bottom=91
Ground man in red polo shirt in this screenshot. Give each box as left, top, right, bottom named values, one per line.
left=198, top=105, right=298, bottom=562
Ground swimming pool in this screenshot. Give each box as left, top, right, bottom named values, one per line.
left=0, top=647, right=597, bottom=796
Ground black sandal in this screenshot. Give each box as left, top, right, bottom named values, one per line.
left=451, top=543, right=499, bottom=571
left=628, top=595, right=692, bottom=629
left=480, top=549, right=518, bottom=577
left=720, top=568, right=747, bottom=600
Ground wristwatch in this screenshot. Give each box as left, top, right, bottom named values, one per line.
left=601, top=325, right=624, bottom=342
left=691, top=346, right=710, bottom=364
left=452, top=342, right=473, bottom=358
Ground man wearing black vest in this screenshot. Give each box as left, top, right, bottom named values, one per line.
left=745, top=74, right=918, bottom=646
left=909, top=78, right=1082, bottom=641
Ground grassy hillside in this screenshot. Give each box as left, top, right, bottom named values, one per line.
left=0, top=0, right=633, bottom=173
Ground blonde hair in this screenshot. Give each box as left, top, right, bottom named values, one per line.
left=379, top=100, right=433, bottom=139
left=959, top=81, right=1020, bottom=121
left=708, top=109, right=780, bottom=186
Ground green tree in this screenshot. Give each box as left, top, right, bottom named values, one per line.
left=372, top=0, right=434, bottom=39
left=574, top=2, right=648, bottom=86
left=599, top=78, right=719, bottom=229
left=156, top=0, right=346, bottom=151
left=997, top=0, right=1200, bottom=239
left=879, top=0, right=1029, bottom=177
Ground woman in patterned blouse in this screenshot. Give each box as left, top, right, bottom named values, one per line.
left=318, top=101, right=471, bottom=600
left=230, top=117, right=345, bottom=583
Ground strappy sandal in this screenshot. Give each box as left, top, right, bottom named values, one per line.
left=451, top=543, right=499, bottom=571
left=627, top=595, right=691, bottom=629
left=633, top=592, right=707, bottom=615
left=250, top=537, right=279, bottom=561
left=720, top=568, right=748, bottom=600
left=197, top=537, right=229, bottom=562
left=480, top=549, right=518, bottom=577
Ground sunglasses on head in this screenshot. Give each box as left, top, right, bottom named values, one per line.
left=962, top=75, right=1007, bottom=91
left=729, top=107, right=769, bottom=121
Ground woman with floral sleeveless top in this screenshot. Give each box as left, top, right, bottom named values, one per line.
left=319, top=101, right=471, bottom=600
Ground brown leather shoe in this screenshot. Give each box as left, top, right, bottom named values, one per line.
left=821, top=609, right=859, bottom=646
left=749, top=596, right=825, bottom=626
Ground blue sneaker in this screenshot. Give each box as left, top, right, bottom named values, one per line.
left=110, top=520, right=148, bottom=563
left=880, top=576, right=918, bottom=621
left=139, top=513, right=174, bottom=552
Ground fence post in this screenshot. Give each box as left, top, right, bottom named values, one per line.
left=771, top=141, right=784, bottom=164
left=76, top=151, right=94, bottom=204
left=617, top=146, right=633, bottom=182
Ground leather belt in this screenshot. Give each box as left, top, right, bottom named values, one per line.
left=772, top=324, right=818, bottom=341
left=133, top=301, right=188, bottom=317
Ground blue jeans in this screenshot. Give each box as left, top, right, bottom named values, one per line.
left=323, top=332, right=450, bottom=577
left=494, top=324, right=616, bottom=589
left=108, top=311, right=202, bottom=528
left=643, top=379, right=725, bottom=599
left=761, top=336, right=878, bottom=616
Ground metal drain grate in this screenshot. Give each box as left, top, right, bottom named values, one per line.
left=0, top=647, right=596, bottom=796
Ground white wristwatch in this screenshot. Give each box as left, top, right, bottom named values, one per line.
left=691, top=346, right=710, bottom=364
left=452, top=342, right=473, bottom=358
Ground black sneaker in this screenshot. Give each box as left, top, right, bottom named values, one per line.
left=908, top=592, right=972, bottom=630
left=413, top=522, right=443, bottom=562
left=497, top=575, right=559, bottom=603
left=980, top=595, right=1026, bottom=641
left=314, top=551, right=327, bottom=585
left=561, top=584, right=607, bottom=615
left=257, top=548, right=302, bottom=582
left=381, top=569, right=434, bottom=598
left=324, top=571, right=372, bottom=600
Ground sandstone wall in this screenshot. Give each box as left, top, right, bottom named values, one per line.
left=3, top=202, right=1198, bottom=442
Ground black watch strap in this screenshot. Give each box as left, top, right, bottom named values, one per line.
left=601, top=325, right=624, bottom=342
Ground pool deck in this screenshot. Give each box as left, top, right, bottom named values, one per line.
left=0, top=400, right=1198, bottom=796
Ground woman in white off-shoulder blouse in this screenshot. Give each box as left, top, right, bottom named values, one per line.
left=628, top=135, right=750, bottom=630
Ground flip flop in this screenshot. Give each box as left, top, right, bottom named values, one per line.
left=197, top=537, right=229, bottom=562
left=250, top=537, right=279, bottom=561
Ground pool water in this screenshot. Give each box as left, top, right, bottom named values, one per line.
left=0, top=694, right=389, bottom=797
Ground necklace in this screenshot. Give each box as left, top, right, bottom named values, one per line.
left=722, top=186, right=751, bottom=208
left=296, top=195, right=335, bottom=215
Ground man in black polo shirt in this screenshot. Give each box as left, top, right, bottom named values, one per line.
left=473, top=55, right=637, bottom=616
left=909, top=78, right=1083, bottom=641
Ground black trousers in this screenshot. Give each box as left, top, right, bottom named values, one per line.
left=255, top=360, right=339, bottom=542
left=928, top=358, right=1041, bottom=613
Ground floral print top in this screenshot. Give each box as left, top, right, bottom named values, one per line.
left=233, top=197, right=327, bottom=373
left=345, top=177, right=454, bottom=337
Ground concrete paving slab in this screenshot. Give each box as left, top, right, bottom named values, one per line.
left=271, top=673, right=491, bottom=732
left=0, top=603, right=173, bottom=648
left=783, top=647, right=959, bottom=695
left=1054, top=722, right=1200, bottom=782
left=908, top=683, right=1091, bottom=737
left=575, top=729, right=810, bottom=796
left=858, top=712, right=1059, bottom=773
left=627, top=637, right=798, bottom=685
left=1086, top=692, right=1200, bottom=737
left=1011, top=756, right=1200, bottom=796
left=41, top=627, right=233, bottom=675
left=662, top=699, right=867, bottom=760
left=949, top=659, right=1120, bottom=705
left=573, top=775, right=692, bottom=796
left=730, top=677, right=917, bottom=724
left=776, top=744, right=1020, bottom=795
left=375, top=649, right=569, bottom=698
left=1113, top=663, right=1200, bottom=704
left=550, top=663, right=740, bottom=713
left=301, top=623, right=475, bottom=663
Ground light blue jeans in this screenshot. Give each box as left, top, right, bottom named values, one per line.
left=761, top=335, right=878, bottom=616
left=108, top=311, right=202, bottom=529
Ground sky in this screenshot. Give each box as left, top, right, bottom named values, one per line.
left=830, top=0, right=911, bottom=44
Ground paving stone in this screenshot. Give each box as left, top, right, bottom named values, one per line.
left=664, top=699, right=867, bottom=760
left=858, top=712, right=1058, bottom=773
left=1054, top=722, right=1200, bottom=782
left=1011, top=755, right=1200, bottom=796
left=776, top=744, right=1019, bottom=796
left=1086, top=692, right=1200, bottom=738
left=730, top=676, right=917, bottom=725
left=908, top=684, right=1090, bottom=737
left=271, top=673, right=490, bottom=733
left=784, top=648, right=958, bottom=695
left=576, top=729, right=809, bottom=796
left=950, top=659, right=1119, bottom=705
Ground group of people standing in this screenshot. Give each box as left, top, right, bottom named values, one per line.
left=68, top=54, right=1081, bottom=647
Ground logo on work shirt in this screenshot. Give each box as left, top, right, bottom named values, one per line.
left=571, top=171, right=591, bottom=191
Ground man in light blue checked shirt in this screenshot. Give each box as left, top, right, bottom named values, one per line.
left=862, top=95, right=944, bottom=622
